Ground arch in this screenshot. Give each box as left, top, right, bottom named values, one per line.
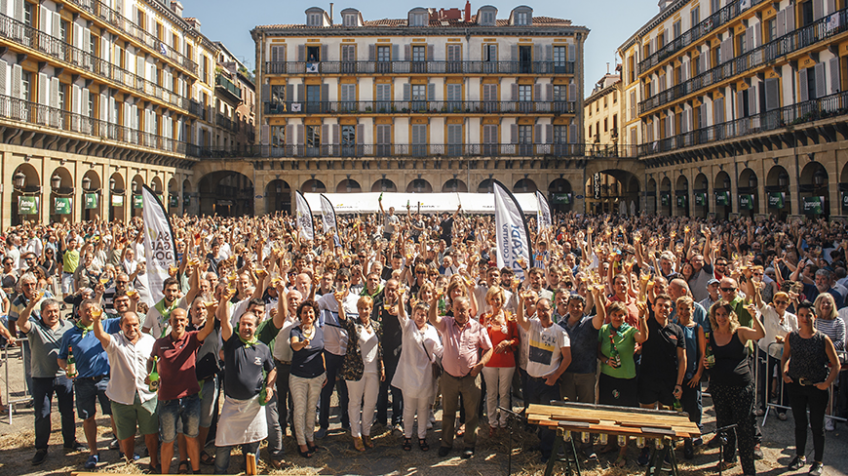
left=109, top=172, right=126, bottom=222
left=130, top=175, right=145, bottom=217
left=198, top=171, right=256, bottom=217
left=737, top=168, right=758, bottom=217
left=81, top=169, right=102, bottom=221
left=336, top=179, right=362, bottom=193
left=659, top=177, right=672, bottom=216
left=800, top=161, right=829, bottom=217
left=442, top=178, right=468, bottom=192
left=150, top=176, right=164, bottom=194
left=514, top=178, right=537, bottom=193
left=693, top=173, right=709, bottom=218
left=694, top=173, right=708, bottom=190
left=371, top=178, right=398, bottom=192
left=766, top=165, right=791, bottom=218
left=11, top=163, right=41, bottom=225
left=406, top=178, right=433, bottom=193
left=266, top=179, right=292, bottom=214
left=675, top=175, right=689, bottom=216
left=477, top=179, right=495, bottom=193
left=715, top=170, right=732, bottom=190
left=548, top=178, right=573, bottom=212
left=548, top=178, right=572, bottom=193
left=585, top=170, right=641, bottom=215
left=49, top=167, right=74, bottom=223
left=675, top=174, right=688, bottom=192
left=647, top=178, right=658, bottom=215
left=301, top=179, right=326, bottom=193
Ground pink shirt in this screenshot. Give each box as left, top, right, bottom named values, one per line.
left=435, top=316, right=492, bottom=378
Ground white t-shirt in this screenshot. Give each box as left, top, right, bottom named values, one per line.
left=359, top=326, right=379, bottom=374
left=525, top=318, right=570, bottom=379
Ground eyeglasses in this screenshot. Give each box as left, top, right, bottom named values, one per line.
left=116, top=280, right=129, bottom=284
left=416, top=271, right=426, bottom=275
left=715, top=263, right=727, bottom=267
left=720, top=287, right=736, bottom=292
left=774, top=300, right=789, bottom=305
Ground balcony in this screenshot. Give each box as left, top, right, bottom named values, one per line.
left=638, top=90, right=848, bottom=156
left=264, top=60, right=575, bottom=76
left=64, top=0, right=197, bottom=74
left=639, top=8, right=848, bottom=115
left=215, top=74, right=242, bottom=102
left=216, top=113, right=236, bottom=131
left=191, top=142, right=633, bottom=159
left=263, top=100, right=577, bottom=115
left=638, top=0, right=768, bottom=76
left=0, top=13, right=189, bottom=111
left=0, top=93, right=189, bottom=156
left=189, top=100, right=205, bottom=120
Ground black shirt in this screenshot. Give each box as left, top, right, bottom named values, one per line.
left=640, top=317, right=685, bottom=382
left=222, top=334, right=274, bottom=400
left=290, top=326, right=325, bottom=378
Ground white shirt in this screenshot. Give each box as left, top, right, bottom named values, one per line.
left=273, top=317, right=300, bottom=363
left=145, top=296, right=188, bottom=338
left=317, top=292, right=358, bottom=355
left=392, top=319, right=442, bottom=396
left=105, top=332, right=157, bottom=405
left=525, top=318, right=570, bottom=379
left=758, top=303, right=798, bottom=357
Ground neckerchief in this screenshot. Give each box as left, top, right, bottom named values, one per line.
left=239, top=334, right=258, bottom=347
left=76, top=320, right=94, bottom=337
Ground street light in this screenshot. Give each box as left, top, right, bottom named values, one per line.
left=778, top=172, right=789, bottom=188
left=110, top=177, right=116, bottom=192
left=132, top=181, right=139, bottom=193
left=13, top=171, right=27, bottom=190
left=51, top=174, right=62, bottom=191
left=814, top=168, right=827, bottom=187
left=748, top=175, right=756, bottom=189
left=723, top=176, right=731, bottom=189
left=82, top=176, right=92, bottom=191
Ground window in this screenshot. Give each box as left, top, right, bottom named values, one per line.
left=481, top=11, right=495, bottom=25
left=518, top=84, right=531, bottom=101
left=22, top=71, right=32, bottom=101
left=802, top=1, right=814, bottom=26
left=604, top=96, right=608, bottom=108
left=411, top=84, right=427, bottom=110
left=517, top=124, right=532, bottom=155
left=376, top=124, right=391, bottom=155
left=446, top=83, right=461, bottom=110
left=483, top=44, right=497, bottom=73
left=553, top=46, right=567, bottom=73
left=766, top=18, right=777, bottom=42
left=305, top=125, right=320, bottom=155
left=375, top=83, right=391, bottom=111
left=806, top=67, right=816, bottom=100
left=340, top=83, right=356, bottom=111
left=24, top=2, right=32, bottom=26
left=412, top=45, right=425, bottom=62
left=411, top=123, right=427, bottom=156
left=515, top=12, right=530, bottom=25
left=673, top=21, right=681, bottom=39
left=271, top=126, right=286, bottom=147
left=377, top=46, right=391, bottom=62
left=711, top=0, right=721, bottom=15
left=307, top=13, right=321, bottom=26
left=588, top=124, right=592, bottom=137
left=613, top=91, right=618, bottom=103
left=410, top=13, right=427, bottom=26
left=447, top=124, right=462, bottom=156
left=604, top=118, right=608, bottom=132
left=482, top=124, right=498, bottom=155
left=344, top=14, right=356, bottom=26
left=691, top=6, right=700, bottom=27
left=613, top=114, right=618, bottom=131
left=341, top=125, right=356, bottom=154
left=447, top=44, right=461, bottom=73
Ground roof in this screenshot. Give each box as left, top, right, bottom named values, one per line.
left=255, top=15, right=574, bottom=30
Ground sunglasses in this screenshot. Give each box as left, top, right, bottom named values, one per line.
left=720, top=287, right=736, bottom=292
left=774, top=300, right=788, bottom=305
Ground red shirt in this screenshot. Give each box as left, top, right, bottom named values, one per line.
left=606, top=295, right=640, bottom=327
left=151, top=330, right=201, bottom=401
left=480, top=313, right=519, bottom=368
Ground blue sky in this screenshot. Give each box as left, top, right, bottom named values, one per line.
left=178, top=0, right=659, bottom=94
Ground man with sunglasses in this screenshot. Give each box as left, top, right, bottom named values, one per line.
left=103, top=273, right=131, bottom=314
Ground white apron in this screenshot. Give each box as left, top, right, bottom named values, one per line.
left=215, top=394, right=268, bottom=447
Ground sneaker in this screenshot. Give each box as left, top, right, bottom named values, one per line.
left=825, top=418, right=835, bottom=432
left=314, top=427, right=327, bottom=439
left=118, top=452, right=141, bottom=461
left=788, top=455, right=807, bottom=471
left=84, top=454, right=100, bottom=469
left=753, top=444, right=764, bottom=460
left=637, top=447, right=651, bottom=466
left=32, top=449, right=48, bottom=466
left=692, top=436, right=704, bottom=447
left=683, top=440, right=694, bottom=460
left=438, top=446, right=451, bottom=457
left=461, top=447, right=474, bottom=459
left=809, top=462, right=824, bottom=476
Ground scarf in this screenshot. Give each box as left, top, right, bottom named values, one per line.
left=76, top=320, right=94, bottom=337
left=239, top=334, right=258, bottom=347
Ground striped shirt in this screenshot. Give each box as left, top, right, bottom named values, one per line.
left=815, top=316, right=846, bottom=351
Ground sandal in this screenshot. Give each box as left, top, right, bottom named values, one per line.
left=307, top=442, right=318, bottom=454
left=298, top=446, right=312, bottom=458
left=178, top=460, right=190, bottom=474
left=199, top=451, right=215, bottom=466
left=353, top=437, right=366, bottom=452
left=419, top=438, right=429, bottom=451
left=402, top=437, right=412, bottom=451
left=456, top=424, right=465, bottom=437
left=614, top=454, right=627, bottom=468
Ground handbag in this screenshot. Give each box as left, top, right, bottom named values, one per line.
left=417, top=326, right=442, bottom=380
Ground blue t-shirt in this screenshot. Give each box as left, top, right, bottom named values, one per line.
left=290, top=326, right=325, bottom=379
left=58, top=318, right=121, bottom=378
left=559, top=315, right=599, bottom=374
left=678, top=322, right=701, bottom=379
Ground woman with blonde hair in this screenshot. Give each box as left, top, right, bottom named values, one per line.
left=706, top=300, right=765, bottom=476
left=479, top=286, right=519, bottom=435
left=812, top=292, right=845, bottom=431
left=752, top=282, right=797, bottom=420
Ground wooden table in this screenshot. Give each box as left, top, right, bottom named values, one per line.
left=526, top=402, right=701, bottom=476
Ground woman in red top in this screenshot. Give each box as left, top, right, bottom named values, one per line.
left=480, top=286, right=519, bottom=436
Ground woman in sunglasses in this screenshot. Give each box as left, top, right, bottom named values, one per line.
left=750, top=280, right=797, bottom=421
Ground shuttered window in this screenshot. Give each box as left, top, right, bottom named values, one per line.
left=447, top=124, right=462, bottom=156
left=411, top=124, right=427, bottom=156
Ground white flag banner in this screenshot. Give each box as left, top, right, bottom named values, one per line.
left=142, top=185, right=176, bottom=305
left=494, top=180, right=531, bottom=280
left=319, top=193, right=337, bottom=234
left=535, top=190, right=552, bottom=234
left=295, top=190, right=315, bottom=241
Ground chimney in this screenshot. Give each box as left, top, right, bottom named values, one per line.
left=170, top=1, right=183, bottom=18
left=329, top=3, right=334, bottom=25
left=185, top=17, right=200, bottom=32
left=465, top=0, right=471, bottom=22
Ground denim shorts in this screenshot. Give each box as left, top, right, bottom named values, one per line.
left=158, top=393, right=201, bottom=443
left=75, top=376, right=112, bottom=420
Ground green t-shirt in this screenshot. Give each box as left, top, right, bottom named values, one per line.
left=63, top=249, right=80, bottom=273
left=598, top=323, right=638, bottom=379
left=256, top=316, right=282, bottom=348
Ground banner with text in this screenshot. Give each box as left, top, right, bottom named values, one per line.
left=85, top=193, right=98, bottom=210
left=320, top=193, right=341, bottom=247
left=142, top=185, right=177, bottom=305
left=295, top=190, right=315, bottom=241
left=803, top=196, right=826, bottom=215
left=18, top=196, right=39, bottom=215
left=54, top=197, right=72, bottom=215
left=535, top=191, right=552, bottom=234
left=769, top=192, right=786, bottom=209
left=494, top=180, right=531, bottom=281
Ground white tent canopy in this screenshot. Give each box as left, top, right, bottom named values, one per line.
left=303, top=192, right=540, bottom=215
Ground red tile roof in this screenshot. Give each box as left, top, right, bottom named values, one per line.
left=256, top=15, right=572, bottom=30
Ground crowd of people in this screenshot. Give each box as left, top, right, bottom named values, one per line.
left=0, top=204, right=845, bottom=476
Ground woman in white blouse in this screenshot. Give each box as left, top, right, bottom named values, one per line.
left=391, top=294, right=443, bottom=452
left=752, top=281, right=797, bottom=420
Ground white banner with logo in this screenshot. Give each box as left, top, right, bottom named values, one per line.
left=142, top=185, right=176, bottom=305
left=535, top=190, right=552, bottom=234
left=295, top=190, right=315, bottom=241
left=319, top=193, right=337, bottom=233
left=303, top=192, right=539, bottom=215
left=494, top=180, right=531, bottom=280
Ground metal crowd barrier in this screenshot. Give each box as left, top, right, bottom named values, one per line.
left=2, top=336, right=31, bottom=425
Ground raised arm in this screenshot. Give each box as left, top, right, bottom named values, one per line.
left=219, top=291, right=234, bottom=342
left=515, top=290, right=534, bottom=332
left=15, top=296, right=39, bottom=335
left=91, top=309, right=111, bottom=349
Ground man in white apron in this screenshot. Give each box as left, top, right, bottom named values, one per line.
left=215, top=303, right=277, bottom=474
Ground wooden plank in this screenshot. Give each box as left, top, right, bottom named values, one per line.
left=550, top=415, right=602, bottom=424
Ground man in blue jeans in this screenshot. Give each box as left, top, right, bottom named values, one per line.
left=17, top=295, right=78, bottom=466
left=58, top=298, right=121, bottom=470
left=149, top=307, right=216, bottom=475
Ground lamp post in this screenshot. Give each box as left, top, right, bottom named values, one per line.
left=51, top=174, right=62, bottom=192
left=82, top=176, right=92, bottom=192
left=13, top=171, right=27, bottom=191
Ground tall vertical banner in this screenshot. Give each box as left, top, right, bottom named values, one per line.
left=320, top=193, right=341, bottom=247
left=494, top=180, right=531, bottom=280
left=535, top=190, right=552, bottom=234
left=142, top=185, right=176, bottom=305
left=295, top=190, right=315, bottom=241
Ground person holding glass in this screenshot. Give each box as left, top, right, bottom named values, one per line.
left=289, top=301, right=326, bottom=458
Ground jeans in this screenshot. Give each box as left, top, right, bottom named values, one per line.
left=198, top=376, right=219, bottom=428
left=159, top=394, right=201, bottom=443
left=264, top=395, right=285, bottom=460
left=273, top=361, right=292, bottom=434
left=527, top=376, right=561, bottom=459
left=214, top=441, right=259, bottom=474
left=346, top=373, right=379, bottom=438
left=290, top=373, right=324, bottom=446
left=32, top=376, right=75, bottom=450
left=440, top=372, right=481, bottom=449
left=319, top=352, right=349, bottom=429
left=482, top=366, right=515, bottom=428
left=788, top=382, right=829, bottom=462
left=376, top=353, right=403, bottom=426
